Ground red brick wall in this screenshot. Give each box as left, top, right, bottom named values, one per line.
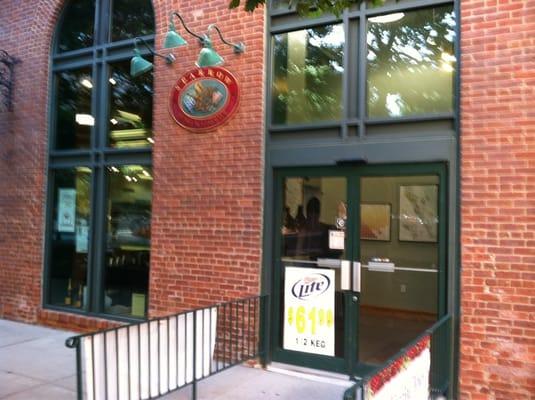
left=460, top=1, right=535, bottom=399
left=148, top=1, right=265, bottom=316
left=0, top=0, right=60, bottom=323
left=0, top=0, right=264, bottom=330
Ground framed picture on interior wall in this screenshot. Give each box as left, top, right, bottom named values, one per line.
left=360, top=203, right=391, bottom=241
left=399, top=185, right=438, bottom=243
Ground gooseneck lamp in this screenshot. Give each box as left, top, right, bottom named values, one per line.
left=196, top=24, right=246, bottom=68
left=130, top=37, right=176, bottom=77
left=164, top=12, right=205, bottom=49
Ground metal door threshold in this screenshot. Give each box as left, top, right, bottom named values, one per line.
left=266, top=362, right=357, bottom=387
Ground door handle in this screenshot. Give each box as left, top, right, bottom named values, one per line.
left=341, top=260, right=350, bottom=291
left=352, top=261, right=361, bottom=292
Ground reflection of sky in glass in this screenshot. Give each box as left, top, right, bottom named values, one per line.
left=309, top=25, right=344, bottom=72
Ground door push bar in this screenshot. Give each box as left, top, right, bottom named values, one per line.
left=317, top=259, right=361, bottom=292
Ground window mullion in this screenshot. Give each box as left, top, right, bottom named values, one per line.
left=90, top=165, right=107, bottom=313
left=96, top=61, right=109, bottom=150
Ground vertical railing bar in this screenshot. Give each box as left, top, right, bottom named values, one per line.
left=247, top=298, right=252, bottom=358
left=157, top=320, right=161, bottom=397
left=167, top=316, right=171, bottom=393
left=231, top=302, right=235, bottom=365
left=104, top=332, right=109, bottom=400
left=235, top=300, right=239, bottom=364
left=148, top=322, right=152, bottom=399
left=115, top=330, right=119, bottom=400
left=184, top=314, right=188, bottom=388
left=127, top=327, right=131, bottom=400
left=176, top=314, right=180, bottom=388
left=215, top=305, right=219, bottom=373
left=192, top=311, right=197, bottom=400
left=137, top=324, right=141, bottom=400
left=209, top=307, right=213, bottom=375
left=224, top=303, right=228, bottom=368
left=241, top=299, right=246, bottom=361
left=201, top=309, right=205, bottom=379
left=253, top=298, right=258, bottom=356
left=91, top=335, right=96, bottom=400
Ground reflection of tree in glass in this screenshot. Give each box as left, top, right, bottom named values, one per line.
left=272, top=25, right=344, bottom=124
left=57, top=0, right=95, bottom=52
left=75, top=170, right=91, bottom=217
left=111, top=0, right=154, bottom=41
left=367, top=6, right=455, bottom=117
left=109, top=61, right=153, bottom=132
left=56, top=70, right=92, bottom=149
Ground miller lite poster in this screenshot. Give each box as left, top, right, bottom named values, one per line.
left=283, top=267, right=335, bottom=356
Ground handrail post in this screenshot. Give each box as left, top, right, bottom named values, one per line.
left=259, top=295, right=271, bottom=367
left=66, top=337, right=83, bottom=400
left=76, top=339, right=83, bottom=400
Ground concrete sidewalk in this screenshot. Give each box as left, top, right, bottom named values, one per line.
left=0, top=319, right=352, bottom=400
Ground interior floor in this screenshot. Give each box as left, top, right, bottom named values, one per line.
left=358, top=307, right=435, bottom=365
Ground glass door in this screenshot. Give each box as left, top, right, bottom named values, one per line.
left=355, top=166, right=446, bottom=369
left=272, top=169, right=355, bottom=373
left=271, top=164, right=446, bottom=374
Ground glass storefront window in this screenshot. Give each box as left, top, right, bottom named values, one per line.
left=54, top=68, right=93, bottom=150
left=272, top=24, right=344, bottom=125
left=48, top=168, right=92, bottom=309
left=47, top=0, right=155, bottom=318
left=104, top=166, right=152, bottom=317
left=57, top=0, right=95, bottom=52
left=108, top=60, right=153, bottom=148
left=367, top=6, right=456, bottom=118
left=111, top=0, right=154, bottom=41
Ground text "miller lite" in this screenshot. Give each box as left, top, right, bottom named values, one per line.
left=291, top=273, right=331, bottom=300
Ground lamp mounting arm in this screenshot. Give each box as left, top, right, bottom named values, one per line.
left=134, top=37, right=175, bottom=64
left=169, top=12, right=205, bottom=45
left=207, top=24, right=245, bottom=54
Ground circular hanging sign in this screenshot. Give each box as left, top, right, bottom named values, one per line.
left=169, top=66, right=240, bottom=132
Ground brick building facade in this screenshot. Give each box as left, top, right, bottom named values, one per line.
left=459, top=1, right=534, bottom=398
left=0, top=0, right=533, bottom=399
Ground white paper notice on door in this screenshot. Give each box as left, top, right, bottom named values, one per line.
left=283, top=267, right=335, bottom=356
left=329, top=230, right=345, bottom=250
left=57, top=188, right=76, bottom=232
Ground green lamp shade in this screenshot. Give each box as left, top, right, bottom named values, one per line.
left=130, top=49, right=153, bottom=77
left=164, top=29, right=187, bottom=49
left=196, top=47, right=224, bottom=67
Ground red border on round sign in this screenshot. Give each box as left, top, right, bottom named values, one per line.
left=168, top=66, right=240, bottom=133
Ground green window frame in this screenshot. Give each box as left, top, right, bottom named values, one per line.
left=268, top=1, right=456, bottom=131
left=44, top=0, right=155, bottom=321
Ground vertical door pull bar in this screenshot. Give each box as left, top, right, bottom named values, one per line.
left=352, top=262, right=361, bottom=292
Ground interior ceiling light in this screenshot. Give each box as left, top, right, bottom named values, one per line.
left=75, top=114, right=94, bottom=126
left=109, top=78, right=117, bottom=85
left=80, top=78, right=93, bottom=89
left=369, top=12, right=405, bottom=24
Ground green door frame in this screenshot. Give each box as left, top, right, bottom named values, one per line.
left=269, top=162, right=448, bottom=376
